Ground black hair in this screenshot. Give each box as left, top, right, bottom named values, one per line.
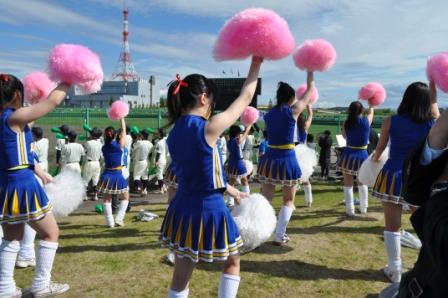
left=90, top=127, right=102, bottom=139
left=229, top=125, right=242, bottom=139
left=59, top=125, right=70, bottom=135
left=158, top=128, right=165, bottom=139
left=31, top=126, right=43, bottom=139
left=0, top=74, right=24, bottom=110
left=67, top=130, right=77, bottom=142
left=167, top=74, right=218, bottom=125
left=324, top=130, right=331, bottom=136
left=263, top=130, right=268, bottom=139
left=307, top=133, right=314, bottom=143
left=104, top=126, right=116, bottom=145
left=276, top=82, right=295, bottom=107
left=344, top=101, right=364, bottom=131
left=141, top=130, right=149, bottom=140
left=397, top=82, right=433, bottom=123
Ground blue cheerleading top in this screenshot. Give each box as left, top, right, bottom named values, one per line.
left=264, top=105, right=296, bottom=146
left=345, top=116, right=370, bottom=148
left=167, top=115, right=226, bottom=195
left=227, top=138, right=243, bottom=162
left=0, top=108, right=34, bottom=170
left=388, top=115, right=433, bottom=165
left=102, top=140, right=124, bottom=169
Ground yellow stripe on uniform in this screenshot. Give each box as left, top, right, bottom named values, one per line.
left=268, top=144, right=295, bottom=149
left=347, top=145, right=368, bottom=150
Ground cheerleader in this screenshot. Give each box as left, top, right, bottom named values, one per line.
left=0, top=74, right=70, bottom=297
left=83, top=128, right=103, bottom=201
left=132, top=130, right=153, bottom=195
left=226, top=124, right=253, bottom=195
left=31, top=126, right=49, bottom=172
left=296, top=105, right=314, bottom=207
left=256, top=73, right=315, bottom=246
left=160, top=57, right=263, bottom=298
left=98, top=119, right=130, bottom=228
left=372, top=81, right=439, bottom=283
left=336, top=101, right=374, bottom=216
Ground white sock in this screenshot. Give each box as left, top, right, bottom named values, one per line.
left=275, top=206, right=294, bottom=241
left=0, top=240, right=20, bottom=296
left=304, top=184, right=313, bottom=205
left=384, top=231, right=402, bottom=272
left=218, top=274, right=241, bottom=298
left=18, top=224, right=37, bottom=261
left=343, top=186, right=355, bottom=216
left=115, top=200, right=129, bottom=222
left=358, top=185, right=369, bottom=213
left=241, top=185, right=250, bottom=194
left=168, top=288, right=189, bottom=298
left=104, top=202, right=114, bottom=227
left=31, top=240, right=58, bottom=292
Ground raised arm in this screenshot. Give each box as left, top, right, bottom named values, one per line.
left=304, top=104, right=313, bottom=131
left=205, top=57, right=263, bottom=145
left=119, top=118, right=127, bottom=149
left=292, top=72, right=315, bottom=118
left=427, top=110, right=448, bottom=150
left=366, top=106, right=374, bottom=126
left=238, top=124, right=253, bottom=144
left=373, top=116, right=390, bottom=161
left=429, top=81, right=440, bottom=119
left=9, top=83, right=70, bottom=128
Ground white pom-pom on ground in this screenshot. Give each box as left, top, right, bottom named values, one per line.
left=44, top=168, right=86, bottom=216
left=231, top=193, right=276, bottom=252
left=358, top=147, right=389, bottom=187
left=295, top=144, right=317, bottom=181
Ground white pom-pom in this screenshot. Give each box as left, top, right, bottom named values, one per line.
left=243, top=160, right=254, bottom=175
left=44, top=169, right=86, bottom=216
left=295, top=144, right=317, bottom=181
left=358, top=147, right=389, bottom=187
left=231, top=193, right=276, bottom=252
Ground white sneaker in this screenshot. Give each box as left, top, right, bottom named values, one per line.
left=383, top=266, right=401, bottom=283
left=16, top=258, right=36, bottom=268
left=2, top=287, right=22, bottom=298
left=30, top=282, right=70, bottom=298
left=115, top=219, right=125, bottom=227
left=400, top=230, right=422, bottom=250
left=141, top=189, right=148, bottom=195
left=166, top=252, right=175, bottom=265
left=83, top=196, right=89, bottom=201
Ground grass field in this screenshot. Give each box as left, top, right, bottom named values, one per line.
left=13, top=181, right=418, bottom=297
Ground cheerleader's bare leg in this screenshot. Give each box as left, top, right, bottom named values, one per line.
left=240, top=176, right=250, bottom=194
left=261, top=183, right=275, bottom=203
left=169, top=257, right=196, bottom=297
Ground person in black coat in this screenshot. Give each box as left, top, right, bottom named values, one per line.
left=318, top=130, right=332, bottom=179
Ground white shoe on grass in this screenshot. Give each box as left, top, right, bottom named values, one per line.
left=115, top=219, right=125, bottom=227
left=2, top=287, right=21, bottom=298
left=16, top=258, right=36, bottom=268
left=400, top=230, right=422, bottom=250
left=29, top=282, right=70, bottom=298
left=383, top=266, right=401, bottom=283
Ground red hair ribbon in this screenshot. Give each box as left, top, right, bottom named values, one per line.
left=172, top=74, right=188, bottom=95
left=0, top=74, right=9, bottom=82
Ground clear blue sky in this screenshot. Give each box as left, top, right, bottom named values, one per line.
left=1, top=0, right=447, bottom=108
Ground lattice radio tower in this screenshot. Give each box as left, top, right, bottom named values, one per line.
left=112, top=6, right=139, bottom=81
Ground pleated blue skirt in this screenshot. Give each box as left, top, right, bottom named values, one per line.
left=225, top=159, right=248, bottom=178
left=0, top=168, right=52, bottom=225
left=160, top=191, right=243, bottom=263
left=98, top=169, right=129, bottom=194
left=256, top=148, right=301, bottom=186
left=372, top=159, right=409, bottom=205
left=336, top=147, right=368, bottom=175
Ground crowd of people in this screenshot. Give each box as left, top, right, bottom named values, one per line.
left=0, top=56, right=447, bottom=297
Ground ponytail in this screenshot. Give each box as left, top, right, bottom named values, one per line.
left=104, top=126, right=116, bottom=145
left=0, top=74, right=24, bottom=111
left=276, top=82, right=295, bottom=107
left=344, top=101, right=364, bottom=131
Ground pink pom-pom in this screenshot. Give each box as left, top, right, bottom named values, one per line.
left=23, top=72, right=56, bottom=104
left=296, top=84, right=319, bottom=104
left=358, top=82, right=387, bottom=107
left=427, top=52, right=448, bottom=93
left=213, top=8, right=295, bottom=61
left=107, top=101, right=129, bottom=121
left=240, top=106, right=260, bottom=126
left=293, top=39, right=337, bottom=72
left=48, top=44, right=104, bottom=94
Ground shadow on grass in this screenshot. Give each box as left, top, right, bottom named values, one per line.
left=58, top=241, right=161, bottom=253
left=199, top=259, right=386, bottom=282
left=287, top=224, right=384, bottom=235
left=59, top=228, right=158, bottom=240
left=247, top=242, right=294, bottom=255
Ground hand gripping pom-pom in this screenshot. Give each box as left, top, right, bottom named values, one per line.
left=427, top=52, right=448, bottom=93
left=358, top=82, right=386, bottom=107
left=293, top=39, right=337, bottom=72
left=48, top=43, right=104, bottom=93
left=358, top=147, right=389, bottom=187
left=240, top=106, right=259, bottom=126
left=44, top=169, right=86, bottom=216
left=107, top=100, right=129, bottom=121
left=213, top=8, right=295, bottom=61
left=296, top=84, right=319, bottom=104
left=231, top=193, right=277, bottom=252
left=23, top=72, right=56, bottom=104
left=295, top=144, right=317, bottom=181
